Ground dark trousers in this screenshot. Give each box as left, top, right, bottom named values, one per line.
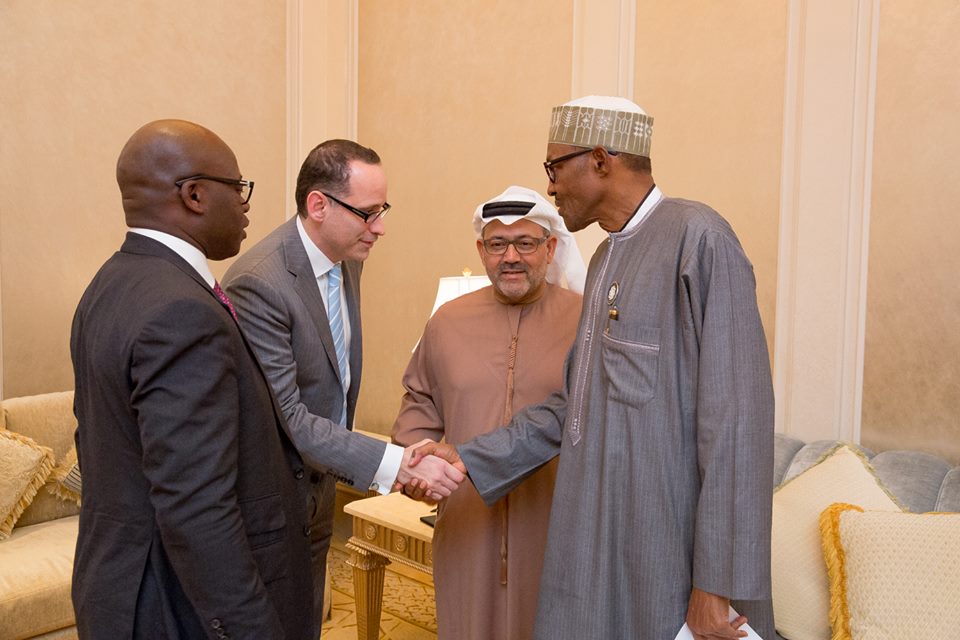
left=308, top=472, right=336, bottom=638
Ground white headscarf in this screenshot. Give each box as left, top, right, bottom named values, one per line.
left=472, top=185, right=586, bottom=293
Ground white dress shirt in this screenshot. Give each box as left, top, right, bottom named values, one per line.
left=129, top=228, right=216, bottom=287
left=296, top=217, right=402, bottom=493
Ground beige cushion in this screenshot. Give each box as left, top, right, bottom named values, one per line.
left=0, top=515, right=78, bottom=638
left=819, top=504, right=960, bottom=639
left=1, top=391, right=76, bottom=459
left=0, top=430, right=56, bottom=539
left=48, top=446, right=82, bottom=506
left=771, top=444, right=902, bottom=640
left=17, top=445, right=81, bottom=528
left=2, top=392, right=80, bottom=529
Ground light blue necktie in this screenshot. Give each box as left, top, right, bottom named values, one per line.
left=326, top=264, right=348, bottom=426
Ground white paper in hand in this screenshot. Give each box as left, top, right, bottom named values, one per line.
left=674, top=606, right=763, bottom=640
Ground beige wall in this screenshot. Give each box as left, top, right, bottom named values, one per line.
left=354, top=0, right=575, bottom=431
left=633, top=1, right=786, bottom=358
left=1, top=2, right=956, bottom=462
left=0, top=1, right=288, bottom=398
left=861, top=1, right=960, bottom=462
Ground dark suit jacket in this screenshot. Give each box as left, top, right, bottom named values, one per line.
left=70, top=233, right=314, bottom=640
left=223, top=216, right=386, bottom=490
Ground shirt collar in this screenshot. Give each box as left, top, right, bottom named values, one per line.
left=615, top=185, right=664, bottom=235
left=128, top=228, right=216, bottom=287
left=296, top=215, right=337, bottom=278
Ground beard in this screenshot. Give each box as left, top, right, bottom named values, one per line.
left=492, top=262, right=547, bottom=303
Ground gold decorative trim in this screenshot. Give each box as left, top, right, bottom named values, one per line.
left=347, top=536, right=433, bottom=575
left=819, top=502, right=860, bottom=640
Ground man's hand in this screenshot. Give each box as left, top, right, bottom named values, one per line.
left=393, top=439, right=465, bottom=503
left=407, top=441, right=465, bottom=471
left=685, top=587, right=747, bottom=639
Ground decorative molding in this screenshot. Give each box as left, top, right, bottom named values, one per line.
left=616, top=0, right=636, bottom=99
left=285, top=0, right=304, bottom=220
left=348, top=518, right=433, bottom=572
left=0, top=255, right=3, bottom=400
left=774, top=0, right=879, bottom=442
left=571, top=0, right=636, bottom=99
left=847, top=0, right=880, bottom=445
left=285, top=0, right=358, bottom=219
left=569, top=0, right=637, bottom=264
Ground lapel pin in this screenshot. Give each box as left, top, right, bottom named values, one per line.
left=607, top=282, right=619, bottom=305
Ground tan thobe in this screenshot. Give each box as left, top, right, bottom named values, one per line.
left=392, top=283, right=582, bottom=640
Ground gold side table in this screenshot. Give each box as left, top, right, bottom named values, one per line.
left=344, top=492, right=435, bottom=640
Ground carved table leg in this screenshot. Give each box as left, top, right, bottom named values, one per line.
left=346, top=541, right=391, bottom=640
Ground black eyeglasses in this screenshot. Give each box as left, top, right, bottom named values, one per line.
left=322, top=192, right=391, bottom=224
left=543, top=148, right=593, bottom=182
left=175, top=174, right=255, bottom=204
left=481, top=236, right=548, bottom=255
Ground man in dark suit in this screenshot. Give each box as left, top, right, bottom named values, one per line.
left=222, top=139, right=464, bottom=627
left=71, top=119, right=315, bottom=639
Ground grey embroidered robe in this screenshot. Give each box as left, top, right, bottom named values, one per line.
left=458, top=197, right=776, bottom=640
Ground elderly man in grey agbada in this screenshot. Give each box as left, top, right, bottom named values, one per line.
left=407, top=96, right=775, bottom=640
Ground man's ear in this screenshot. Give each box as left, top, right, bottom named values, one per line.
left=305, top=190, right=328, bottom=223
left=591, top=146, right=613, bottom=177
left=476, top=237, right=485, bottom=260
left=544, top=235, right=558, bottom=263
left=179, top=182, right=204, bottom=214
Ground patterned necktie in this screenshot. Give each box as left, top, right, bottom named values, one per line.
left=213, top=281, right=238, bottom=321
left=326, top=264, right=348, bottom=426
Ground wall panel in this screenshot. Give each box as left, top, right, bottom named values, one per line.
left=862, top=1, right=960, bottom=462
left=633, top=1, right=787, bottom=360
left=355, top=0, right=574, bottom=431
left=0, top=1, right=288, bottom=397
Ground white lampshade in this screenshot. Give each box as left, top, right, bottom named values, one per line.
left=429, top=273, right=491, bottom=316
left=412, top=270, right=490, bottom=352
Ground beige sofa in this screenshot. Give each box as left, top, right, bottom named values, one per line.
left=770, top=434, right=960, bottom=639
left=0, top=391, right=335, bottom=640
left=0, top=391, right=79, bottom=640
left=3, top=390, right=956, bottom=640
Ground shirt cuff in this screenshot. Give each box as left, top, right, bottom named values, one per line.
left=369, top=443, right=403, bottom=495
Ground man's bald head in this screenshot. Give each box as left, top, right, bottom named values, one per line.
left=116, top=120, right=233, bottom=223
left=116, top=120, right=250, bottom=259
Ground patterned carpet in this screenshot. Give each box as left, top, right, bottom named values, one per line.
left=321, top=546, right=437, bottom=640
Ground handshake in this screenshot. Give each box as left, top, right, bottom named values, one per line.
left=393, top=440, right=465, bottom=503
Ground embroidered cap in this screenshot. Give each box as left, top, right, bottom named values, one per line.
left=548, top=95, right=654, bottom=157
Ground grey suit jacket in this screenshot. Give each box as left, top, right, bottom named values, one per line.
left=223, top=216, right=386, bottom=489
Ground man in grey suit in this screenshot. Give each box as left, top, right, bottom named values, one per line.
left=223, top=139, right=464, bottom=628
left=408, top=96, right=776, bottom=640
left=71, top=119, right=315, bottom=639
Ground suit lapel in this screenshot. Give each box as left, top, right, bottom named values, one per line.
left=280, top=218, right=344, bottom=387
left=342, top=260, right=363, bottom=403
left=120, top=233, right=300, bottom=453
left=121, top=233, right=216, bottom=300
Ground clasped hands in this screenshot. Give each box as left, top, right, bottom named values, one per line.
left=393, top=440, right=465, bottom=503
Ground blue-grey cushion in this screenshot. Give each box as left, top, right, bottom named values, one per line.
left=773, top=435, right=960, bottom=514
left=773, top=434, right=804, bottom=486
left=872, top=450, right=952, bottom=513
left=779, top=440, right=874, bottom=485
left=937, top=468, right=960, bottom=512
